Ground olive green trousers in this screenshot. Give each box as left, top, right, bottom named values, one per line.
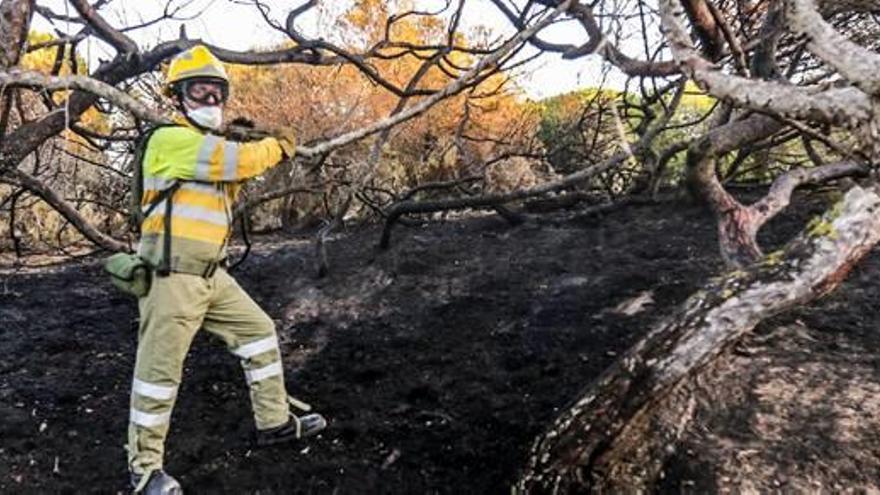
left=127, top=269, right=289, bottom=475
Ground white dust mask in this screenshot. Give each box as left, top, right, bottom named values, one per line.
left=186, top=105, right=223, bottom=130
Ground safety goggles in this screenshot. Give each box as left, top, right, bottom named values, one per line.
left=179, top=78, right=229, bottom=105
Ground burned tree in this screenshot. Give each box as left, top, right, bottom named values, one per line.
left=518, top=0, right=880, bottom=491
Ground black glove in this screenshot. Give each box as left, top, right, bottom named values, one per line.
left=226, top=118, right=262, bottom=142
left=229, top=117, right=255, bottom=128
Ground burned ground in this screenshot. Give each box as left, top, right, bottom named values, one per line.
left=1, top=194, right=879, bottom=493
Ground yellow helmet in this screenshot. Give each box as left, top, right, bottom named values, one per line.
left=165, top=45, right=229, bottom=96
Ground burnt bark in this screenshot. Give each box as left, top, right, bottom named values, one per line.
left=717, top=159, right=865, bottom=267
left=686, top=114, right=780, bottom=266
left=680, top=0, right=724, bottom=61
left=0, top=0, right=33, bottom=69
left=0, top=0, right=33, bottom=142
left=315, top=194, right=352, bottom=278
left=518, top=184, right=880, bottom=493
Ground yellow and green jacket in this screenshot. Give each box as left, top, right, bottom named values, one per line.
left=137, top=118, right=287, bottom=270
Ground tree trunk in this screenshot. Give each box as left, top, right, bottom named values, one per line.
left=517, top=184, right=880, bottom=493
left=715, top=160, right=866, bottom=267
left=0, top=0, right=33, bottom=141
left=0, top=0, right=33, bottom=70
left=684, top=111, right=866, bottom=268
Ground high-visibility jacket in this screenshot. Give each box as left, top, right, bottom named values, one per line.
left=137, top=118, right=287, bottom=268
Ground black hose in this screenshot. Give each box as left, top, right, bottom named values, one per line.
left=228, top=212, right=252, bottom=273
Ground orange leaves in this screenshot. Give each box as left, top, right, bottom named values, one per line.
left=343, top=0, right=390, bottom=44
left=18, top=32, right=108, bottom=143
left=22, top=32, right=85, bottom=76
left=223, top=2, right=537, bottom=197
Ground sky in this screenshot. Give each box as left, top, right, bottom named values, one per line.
left=30, top=0, right=638, bottom=100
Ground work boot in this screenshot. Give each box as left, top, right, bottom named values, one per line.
left=130, top=469, right=182, bottom=494
left=256, top=413, right=327, bottom=447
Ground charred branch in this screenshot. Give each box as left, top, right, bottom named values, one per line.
left=381, top=141, right=651, bottom=249
left=563, top=3, right=681, bottom=77
left=69, top=0, right=138, bottom=55
left=0, top=69, right=167, bottom=124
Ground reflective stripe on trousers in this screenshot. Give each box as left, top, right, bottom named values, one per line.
left=127, top=269, right=290, bottom=476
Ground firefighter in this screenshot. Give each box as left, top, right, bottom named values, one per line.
left=127, top=45, right=325, bottom=494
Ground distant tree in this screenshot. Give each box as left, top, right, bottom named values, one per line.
left=0, top=0, right=562, bottom=253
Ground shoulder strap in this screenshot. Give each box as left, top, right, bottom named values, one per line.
left=156, top=183, right=181, bottom=277
left=141, top=181, right=181, bottom=219
left=129, top=123, right=185, bottom=276
left=129, top=124, right=182, bottom=233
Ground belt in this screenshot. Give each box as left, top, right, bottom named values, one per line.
left=156, top=258, right=227, bottom=278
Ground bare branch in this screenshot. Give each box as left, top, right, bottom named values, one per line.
left=751, top=160, right=867, bottom=221
left=300, top=0, right=576, bottom=158
left=680, top=0, right=724, bottom=60
left=659, top=0, right=873, bottom=126
left=786, top=0, right=880, bottom=95
left=564, top=3, right=681, bottom=77
left=69, top=0, right=138, bottom=55
left=0, top=69, right=168, bottom=123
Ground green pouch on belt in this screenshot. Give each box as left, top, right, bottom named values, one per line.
left=104, top=253, right=152, bottom=298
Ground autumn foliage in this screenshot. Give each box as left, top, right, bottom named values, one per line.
left=0, top=1, right=703, bottom=254
left=222, top=5, right=541, bottom=230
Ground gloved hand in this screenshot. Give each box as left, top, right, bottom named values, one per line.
left=228, top=117, right=256, bottom=129
left=273, top=127, right=297, bottom=159
left=225, top=117, right=261, bottom=142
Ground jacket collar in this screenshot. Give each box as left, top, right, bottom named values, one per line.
left=173, top=114, right=199, bottom=130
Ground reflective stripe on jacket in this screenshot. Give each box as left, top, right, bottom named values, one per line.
left=137, top=119, right=286, bottom=265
